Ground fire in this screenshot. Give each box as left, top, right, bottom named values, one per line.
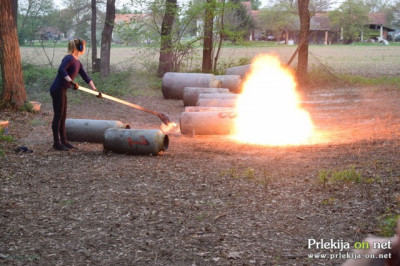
left=160, top=122, right=179, bottom=133
left=232, top=54, right=315, bottom=146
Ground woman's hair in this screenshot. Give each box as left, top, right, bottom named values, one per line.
left=67, top=38, right=86, bottom=54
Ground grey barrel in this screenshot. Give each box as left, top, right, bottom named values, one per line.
left=180, top=111, right=236, bottom=135
left=66, top=119, right=130, bottom=143
left=183, top=87, right=230, bottom=106
left=103, top=128, right=169, bottom=155
left=184, top=106, right=236, bottom=113
left=196, top=98, right=237, bottom=107
left=215, top=75, right=242, bottom=93
left=198, top=93, right=239, bottom=100
left=162, top=72, right=221, bottom=99
left=225, top=65, right=252, bottom=79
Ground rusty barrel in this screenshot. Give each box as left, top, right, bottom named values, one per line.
left=162, top=72, right=221, bottom=99
left=225, top=64, right=252, bottom=79
left=66, top=119, right=130, bottom=143
left=103, top=128, right=169, bottom=155
left=215, top=75, right=242, bottom=93
left=196, top=98, right=237, bottom=107
left=180, top=111, right=236, bottom=135
left=183, top=87, right=230, bottom=106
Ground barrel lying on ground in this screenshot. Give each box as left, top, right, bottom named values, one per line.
left=225, top=64, right=252, bottom=79
left=180, top=111, right=236, bottom=135
left=66, top=119, right=130, bottom=143
left=184, top=106, right=236, bottom=113
left=162, top=72, right=221, bottom=99
left=103, top=128, right=168, bottom=155
left=183, top=87, right=230, bottom=106
left=196, top=98, right=237, bottom=107
left=215, top=75, right=242, bottom=93
left=198, top=93, right=239, bottom=100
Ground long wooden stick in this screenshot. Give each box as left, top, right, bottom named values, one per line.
left=77, top=86, right=171, bottom=124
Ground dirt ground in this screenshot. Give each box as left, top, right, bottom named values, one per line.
left=1, top=86, right=400, bottom=265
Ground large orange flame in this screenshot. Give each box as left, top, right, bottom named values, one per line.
left=232, top=54, right=315, bottom=146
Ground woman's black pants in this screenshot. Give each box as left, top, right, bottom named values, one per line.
left=50, top=88, right=68, bottom=142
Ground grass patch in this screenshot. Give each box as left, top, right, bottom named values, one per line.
left=220, top=167, right=274, bottom=186
left=0, top=129, right=15, bottom=157
left=0, top=129, right=14, bottom=142
left=29, top=118, right=47, bottom=127
left=20, top=63, right=156, bottom=105
left=305, top=64, right=400, bottom=90
left=318, top=165, right=364, bottom=187
left=377, top=211, right=399, bottom=237
left=321, top=197, right=336, bottom=205
left=340, top=74, right=400, bottom=88
left=214, top=57, right=252, bottom=75
left=22, top=62, right=55, bottom=102
left=88, top=70, right=133, bottom=97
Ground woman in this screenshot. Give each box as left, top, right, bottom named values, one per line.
left=49, top=38, right=97, bottom=151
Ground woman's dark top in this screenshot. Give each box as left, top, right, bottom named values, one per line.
left=49, top=54, right=91, bottom=93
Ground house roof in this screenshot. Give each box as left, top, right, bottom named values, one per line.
left=368, top=13, right=395, bottom=31
left=368, top=13, right=386, bottom=25
left=310, top=13, right=340, bottom=32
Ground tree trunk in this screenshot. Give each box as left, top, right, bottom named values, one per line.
left=202, top=0, right=215, bottom=73
left=12, top=0, right=17, bottom=25
left=157, top=0, right=177, bottom=78
left=0, top=0, right=26, bottom=109
left=297, top=0, right=310, bottom=85
left=213, top=0, right=225, bottom=73
left=100, top=0, right=115, bottom=77
left=91, top=0, right=100, bottom=73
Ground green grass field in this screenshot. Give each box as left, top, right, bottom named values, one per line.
left=19, top=42, right=400, bottom=77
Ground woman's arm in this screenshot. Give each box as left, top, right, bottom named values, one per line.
left=88, top=80, right=97, bottom=91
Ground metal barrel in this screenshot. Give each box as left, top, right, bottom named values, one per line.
left=162, top=72, right=221, bottom=99
left=184, top=106, right=236, bottom=113
left=66, top=119, right=130, bottom=143
left=183, top=87, right=230, bottom=106
left=180, top=111, right=236, bottom=135
left=225, top=64, right=252, bottom=79
left=215, top=75, right=242, bottom=93
left=196, top=98, right=237, bottom=107
left=198, top=93, right=239, bottom=100
left=103, top=128, right=169, bottom=155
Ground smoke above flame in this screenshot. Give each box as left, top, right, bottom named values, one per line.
left=232, top=54, right=315, bottom=146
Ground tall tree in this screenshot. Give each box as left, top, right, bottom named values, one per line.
left=386, top=1, right=400, bottom=29
left=91, top=0, right=100, bottom=72
left=202, top=0, right=215, bottom=72
left=100, top=0, right=115, bottom=76
left=257, top=2, right=297, bottom=43
left=242, top=0, right=261, bottom=10
left=0, top=0, right=27, bottom=108
left=18, top=0, right=54, bottom=44
left=224, top=0, right=255, bottom=43
left=213, top=0, right=226, bottom=72
left=157, top=0, right=178, bottom=77
left=12, top=0, right=18, bottom=25
left=329, top=0, right=369, bottom=44
left=297, top=0, right=310, bottom=85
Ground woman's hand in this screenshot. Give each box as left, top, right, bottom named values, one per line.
left=89, top=80, right=97, bottom=91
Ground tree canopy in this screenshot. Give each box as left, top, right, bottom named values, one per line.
left=329, top=0, right=370, bottom=44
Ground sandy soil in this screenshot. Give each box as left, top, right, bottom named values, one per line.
left=1, top=86, right=400, bottom=265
